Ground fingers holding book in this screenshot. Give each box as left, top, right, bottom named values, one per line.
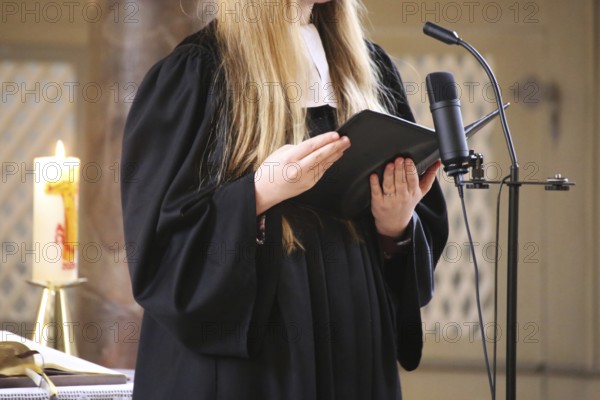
left=370, top=157, right=441, bottom=239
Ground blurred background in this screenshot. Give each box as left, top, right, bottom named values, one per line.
left=0, top=0, right=597, bottom=398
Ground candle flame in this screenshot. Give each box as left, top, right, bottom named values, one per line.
left=55, top=141, right=65, bottom=158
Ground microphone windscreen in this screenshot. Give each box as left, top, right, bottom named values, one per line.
left=425, top=71, right=469, bottom=177
left=426, top=72, right=459, bottom=104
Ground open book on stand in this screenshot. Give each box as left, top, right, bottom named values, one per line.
left=0, top=330, right=127, bottom=390
left=294, top=105, right=508, bottom=219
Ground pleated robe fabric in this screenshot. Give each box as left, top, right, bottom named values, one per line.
left=121, top=22, right=448, bottom=400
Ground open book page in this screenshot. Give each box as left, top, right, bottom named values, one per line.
left=0, top=331, right=123, bottom=376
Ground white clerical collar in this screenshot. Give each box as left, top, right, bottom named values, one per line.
left=299, top=24, right=337, bottom=108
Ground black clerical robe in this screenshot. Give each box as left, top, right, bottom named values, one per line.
left=121, top=22, right=448, bottom=400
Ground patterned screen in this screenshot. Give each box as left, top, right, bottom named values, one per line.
left=0, top=61, right=77, bottom=324
left=394, top=53, right=497, bottom=329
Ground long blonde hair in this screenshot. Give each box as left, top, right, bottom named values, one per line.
left=212, top=0, right=393, bottom=252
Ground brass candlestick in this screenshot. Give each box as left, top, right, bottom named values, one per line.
left=27, top=278, right=87, bottom=356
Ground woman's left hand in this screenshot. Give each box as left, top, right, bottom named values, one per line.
left=370, top=157, right=441, bottom=238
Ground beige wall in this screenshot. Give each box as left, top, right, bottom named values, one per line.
left=0, top=0, right=89, bottom=158
left=1, top=0, right=598, bottom=398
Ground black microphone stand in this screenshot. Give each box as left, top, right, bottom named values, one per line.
left=423, top=22, right=574, bottom=400
left=458, top=39, right=520, bottom=400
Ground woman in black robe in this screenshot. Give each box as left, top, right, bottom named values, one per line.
left=121, top=1, right=448, bottom=399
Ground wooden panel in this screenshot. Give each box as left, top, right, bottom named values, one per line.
left=0, top=0, right=89, bottom=47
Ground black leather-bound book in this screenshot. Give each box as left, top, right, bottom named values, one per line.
left=293, top=106, right=507, bottom=219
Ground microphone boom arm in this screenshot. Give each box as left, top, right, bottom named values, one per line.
left=457, top=40, right=518, bottom=167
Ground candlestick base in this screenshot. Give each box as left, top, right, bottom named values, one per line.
left=27, top=278, right=87, bottom=356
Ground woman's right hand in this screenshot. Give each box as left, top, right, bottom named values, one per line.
left=254, top=132, right=351, bottom=215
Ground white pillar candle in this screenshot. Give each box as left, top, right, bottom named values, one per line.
left=32, top=141, right=80, bottom=284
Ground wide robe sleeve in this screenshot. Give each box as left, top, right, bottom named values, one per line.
left=121, top=42, right=283, bottom=359
left=368, top=43, right=450, bottom=371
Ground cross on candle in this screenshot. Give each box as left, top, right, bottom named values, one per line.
left=32, top=141, right=80, bottom=283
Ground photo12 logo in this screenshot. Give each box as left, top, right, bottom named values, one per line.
left=1, top=81, right=139, bottom=105
left=1, top=1, right=140, bottom=24
left=400, top=1, right=540, bottom=24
